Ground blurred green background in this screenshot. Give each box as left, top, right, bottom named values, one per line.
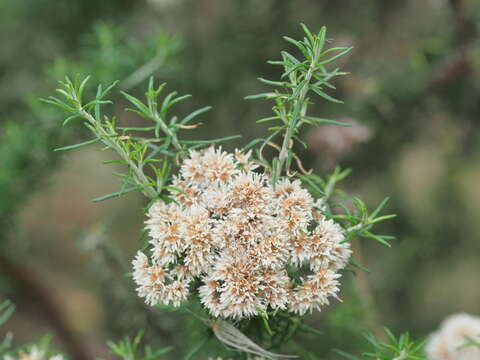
left=1, top=0, right=479, bottom=359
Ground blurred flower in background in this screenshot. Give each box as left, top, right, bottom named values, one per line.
left=308, top=118, right=373, bottom=169
left=426, top=313, right=480, bottom=360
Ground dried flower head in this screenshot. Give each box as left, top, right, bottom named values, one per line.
left=426, top=313, right=480, bottom=360
left=132, top=147, right=351, bottom=319
left=210, top=320, right=297, bottom=359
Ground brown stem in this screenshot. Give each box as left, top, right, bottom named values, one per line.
left=0, top=254, right=91, bottom=360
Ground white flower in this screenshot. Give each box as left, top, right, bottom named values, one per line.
left=132, top=147, right=352, bottom=318
left=162, top=280, right=190, bottom=307
left=146, top=202, right=187, bottom=256
left=275, top=179, right=314, bottom=234
left=426, top=313, right=480, bottom=360
left=202, top=146, right=238, bottom=183
left=132, top=251, right=149, bottom=284
left=289, top=269, right=341, bottom=315
left=4, top=346, right=64, bottom=360
left=309, top=219, right=349, bottom=271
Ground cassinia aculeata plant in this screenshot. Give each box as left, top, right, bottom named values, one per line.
left=43, top=24, right=399, bottom=358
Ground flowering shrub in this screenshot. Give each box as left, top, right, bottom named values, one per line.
left=39, top=23, right=432, bottom=359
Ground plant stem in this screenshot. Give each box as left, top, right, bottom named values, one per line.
left=77, top=106, right=158, bottom=199
left=152, top=110, right=185, bottom=157
left=275, top=38, right=322, bottom=179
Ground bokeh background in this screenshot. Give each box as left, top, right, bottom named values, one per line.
left=1, top=0, right=479, bottom=359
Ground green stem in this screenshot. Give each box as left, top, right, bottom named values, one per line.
left=152, top=110, right=185, bottom=157
left=275, top=37, right=322, bottom=180
left=77, top=106, right=158, bottom=199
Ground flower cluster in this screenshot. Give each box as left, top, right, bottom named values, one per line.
left=426, top=313, right=480, bottom=360
left=4, top=347, right=64, bottom=360
left=132, top=147, right=351, bottom=319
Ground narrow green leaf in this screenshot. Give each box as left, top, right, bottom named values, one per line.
left=77, top=75, right=91, bottom=103
left=150, top=346, right=174, bottom=357
left=125, top=107, right=149, bottom=119
left=121, top=91, right=150, bottom=116
left=296, top=41, right=314, bottom=60
left=160, top=91, right=177, bottom=113
left=281, top=51, right=300, bottom=65
left=62, top=114, right=82, bottom=126
left=302, top=117, right=351, bottom=126
left=370, top=214, right=397, bottom=224
left=84, top=99, right=113, bottom=111
left=257, top=77, right=288, bottom=87
left=244, top=93, right=277, bottom=100
left=319, top=47, right=353, bottom=65
left=281, top=61, right=308, bottom=79
left=271, top=157, right=279, bottom=186
left=298, top=174, right=325, bottom=197
left=95, top=84, right=103, bottom=120
left=166, top=94, right=192, bottom=109
left=256, top=116, right=282, bottom=124
left=361, top=230, right=392, bottom=247
left=54, top=138, right=99, bottom=152
left=370, top=197, right=390, bottom=218
left=0, top=301, right=15, bottom=326
left=283, top=36, right=300, bottom=48
left=40, top=97, right=76, bottom=112
left=300, top=23, right=315, bottom=46
left=267, top=60, right=284, bottom=66
left=118, top=126, right=157, bottom=132
left=92, top=186, right=139, bottom=202
left=317, top=26, right=327, bottom=52
left=332, top=349, right=359, bottom=360
left=99, top=80, right=119, bottom=99
left=320, top=46, right=351, bottom=56
left=180, top=106, right=212, bottom=125
left=56, top=88, right=73, bottom=100
left=310, top=86, right=344, bottom=103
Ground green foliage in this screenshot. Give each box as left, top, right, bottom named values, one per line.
left=0, top=16, right=184, bottom=359
left=0, top=300, right=14, bottom=327
left=43, top=75, right=240, bottom=202
left=0, top=121, right=53, bottom=217
left=335, top=329, right=426, bottom=360
left=246, top=24, right=351, bottom=180
left=106, top=331, right=173, bottom=360
left=242, top=25, right=396, bottom=254
left=49, top=21, right=181, bottom=90
left=300, top=166, right=395, bottom=257
left=0, top=300, right=14, bottom=356
left=0, top=19, right=180, bottom=246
